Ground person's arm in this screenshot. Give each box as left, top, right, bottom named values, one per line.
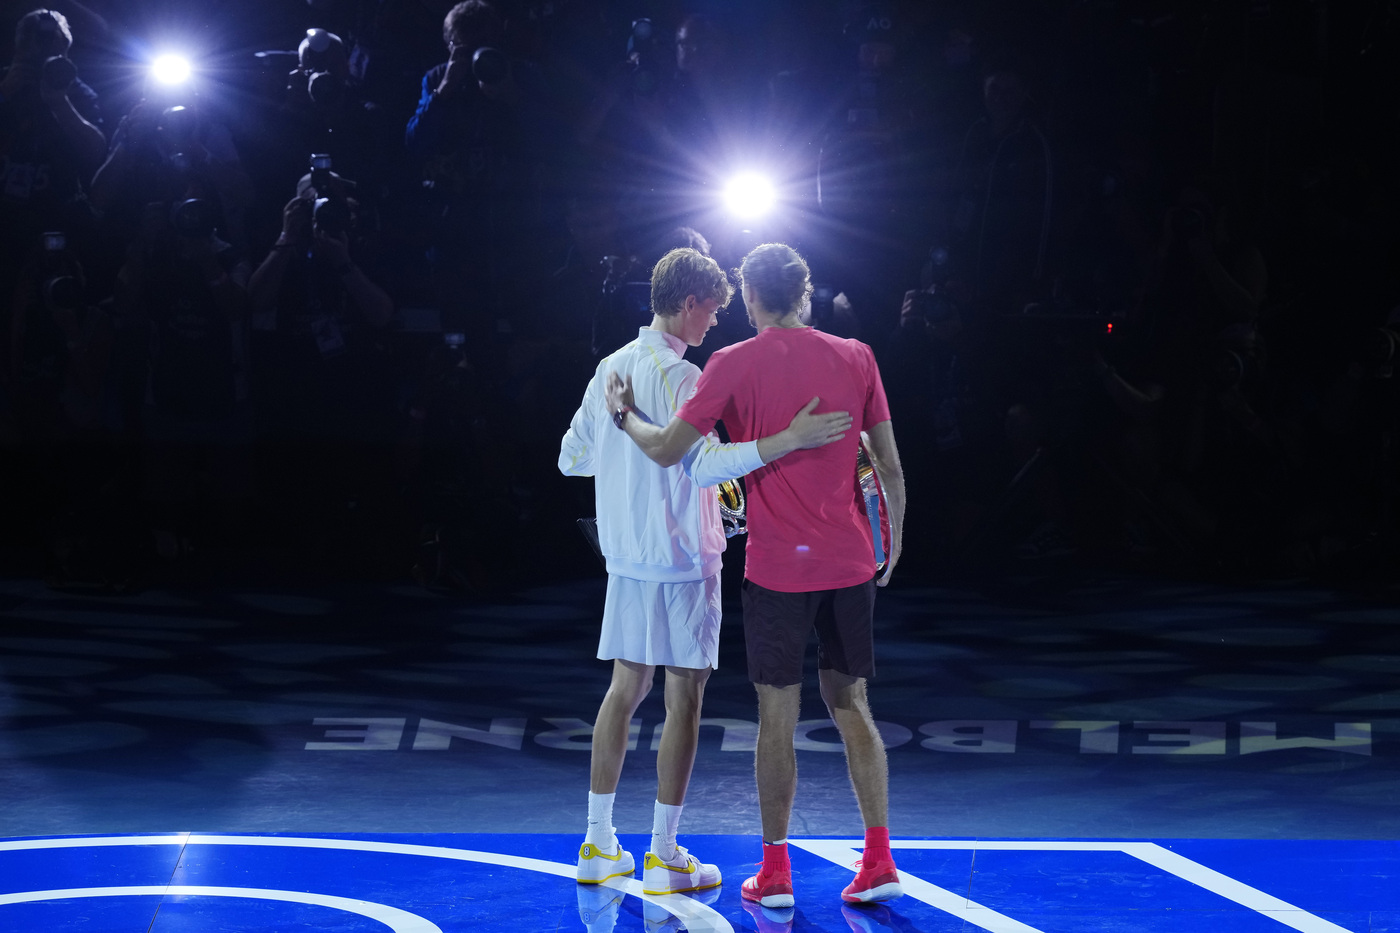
left=605, top=371, right=703, bottom=466
left=42, top=77, right=105, bottom=168
left=313, top=229, right=394, bottom=327
left=405, top=64, right=455, bottom=156
left=606, top=372, right=852, bottom=469
left=1092, top=353, right=1165, bottom=419
left=559, top=377, right=602, bottom=477
left=182, top=236, right=248, bottom=321
left=683, top=397, right=853, bottom=486
left=250, top=197, right=310, bottom=316
left=863, top=419, right=905, bottom=587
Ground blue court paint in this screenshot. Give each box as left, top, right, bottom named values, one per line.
left=0, top=834, right=1390, bottom=932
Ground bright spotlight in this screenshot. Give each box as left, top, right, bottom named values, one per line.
left=150, top=54, right=192, bottom=85
left=724, top=172, right=777, bottom=219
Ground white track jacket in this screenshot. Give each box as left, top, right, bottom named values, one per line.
left=559, top=327, right=763, bottom=583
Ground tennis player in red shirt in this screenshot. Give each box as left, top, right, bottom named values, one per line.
left=606, top=242, right=907, bottom=909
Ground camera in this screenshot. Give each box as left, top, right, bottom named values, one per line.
left=170, top=198, right=216, bottom=239
left=42, top=275, right=82, bottom=312
left=299, top=29, right=337, bottom=72
left=471, top=47, right=510, bottom=85
left=309, top=153, right=333, bottom=196
left=905, top=290, right=955, bottom=329
left=41, top=54, right=76, bottom=93
left=600, top=254, right=639, bottom=295
left=1207, top=346, right=1254, bottom=392
left=157, top=105, right=199, bottom=168
left=618, top=281, right=652, bottom=318
left=626, top=18, right=666, bottom=97
left=313, top=196, right=350, bottom=239
left=1350, top=326, right=1399, bottom=379
left=306, top=69, right=343, bottom=107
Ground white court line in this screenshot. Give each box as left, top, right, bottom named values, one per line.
left=0, top=835, right=733, bottom=933
left=0, top=886, right=442, bottom=932
left=794, top=839, right=1357, bottom=933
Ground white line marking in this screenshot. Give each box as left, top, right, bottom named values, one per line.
left=0, top=834, right=192, bottom=852
left=1121, top=844, right=1357, bottom=933
left=797, top=839, right=1357, bottom=933
left=0, top=886, right=441, bottom=932
left=0, top=835, right=734, bottom=933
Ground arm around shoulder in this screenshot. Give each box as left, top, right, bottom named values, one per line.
left=606, top=371, right=702, bottom=467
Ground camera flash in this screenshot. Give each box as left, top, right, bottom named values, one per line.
left=151, top=54, right=192, bottom=85
left=724, top=172, right=777, bottom=219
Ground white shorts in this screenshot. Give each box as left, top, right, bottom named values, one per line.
left=598, top=573, right=722, bottom=670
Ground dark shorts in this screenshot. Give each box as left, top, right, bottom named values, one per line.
left=741, top=577, right=877, bottom=686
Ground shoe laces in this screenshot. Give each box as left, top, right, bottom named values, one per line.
left=851, top=857, right=894, bottom=872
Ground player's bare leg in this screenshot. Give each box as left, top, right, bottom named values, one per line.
left=819, top=668, right=901, bottom=904
left=591, top=659, right=654, bottom=793
left=754, top=682, right=802, bottom=841
left=819, top=669, right=888, bottom=827
left=578, top=659, right=653, bottom=885
left=655, top=665, right=710, bottom=805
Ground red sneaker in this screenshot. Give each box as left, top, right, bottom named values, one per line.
left=741, top=865, right=795, bottom=908
left=840, top=858, right=903, bottom=904
left=739, top=900, right=795, bottom=933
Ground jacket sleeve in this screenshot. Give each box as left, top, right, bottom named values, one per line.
left=680, top=435, right=764, bottom=487
left=559, top=376, right=600, bottom=476
left=404, top=67, right=446, bottom=157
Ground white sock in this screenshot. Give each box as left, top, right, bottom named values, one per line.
left=586, top=792, right=618, bottom=851
left=651, top=801, right=683, bottom=862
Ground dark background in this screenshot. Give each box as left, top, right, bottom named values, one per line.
left=2, top=0, right=1397, bottom=593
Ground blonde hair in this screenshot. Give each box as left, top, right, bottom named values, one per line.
left=650, top=248, right=733, bottom=317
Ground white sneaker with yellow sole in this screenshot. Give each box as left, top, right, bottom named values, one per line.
left=577, top=842, right=635, bottom=884
left=641, top=846, right=722, bottom=895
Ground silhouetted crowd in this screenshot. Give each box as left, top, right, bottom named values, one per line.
left=2, top=0, right=1397, bottom=591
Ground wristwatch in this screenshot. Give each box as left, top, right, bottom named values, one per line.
left=612, top=405, right=635, bottom=429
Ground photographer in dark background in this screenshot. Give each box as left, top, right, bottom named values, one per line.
left=113, top=197, right=251, bottom=566
left=0, top=0, right=1396, bottom=587
left=257, top=28, right=399, bottom=214
left=91, top=86, right=253, bottom=259
left=0, top=9, right=104, bottom=302
left=246, top=174, right=395, bottom=573
left=404, top=0, right=560, bottom=340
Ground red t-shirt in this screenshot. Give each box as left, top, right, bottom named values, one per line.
left=676, top=326, right=891, bottom=592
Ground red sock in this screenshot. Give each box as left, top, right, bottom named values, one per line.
left=863, top=826, right=893, bottom=864
left=762, top=840, right=790, bottom=873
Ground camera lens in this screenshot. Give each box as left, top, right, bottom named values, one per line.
left=42, top=55, right=77, bottom=92
left=471, top=47, right=509, bottom=84
left=312, top=196, right=349, bottom=238
left=171, top=198, right=215, bottom=238
left=43, top=275, right=82, bottom=310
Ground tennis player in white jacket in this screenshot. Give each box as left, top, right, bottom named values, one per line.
left=560, top=247, right=851, bottom=899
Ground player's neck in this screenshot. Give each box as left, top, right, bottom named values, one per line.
left=650, top=315, right=683, bottom=339
left=754, top=310, right=807, bottom=332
